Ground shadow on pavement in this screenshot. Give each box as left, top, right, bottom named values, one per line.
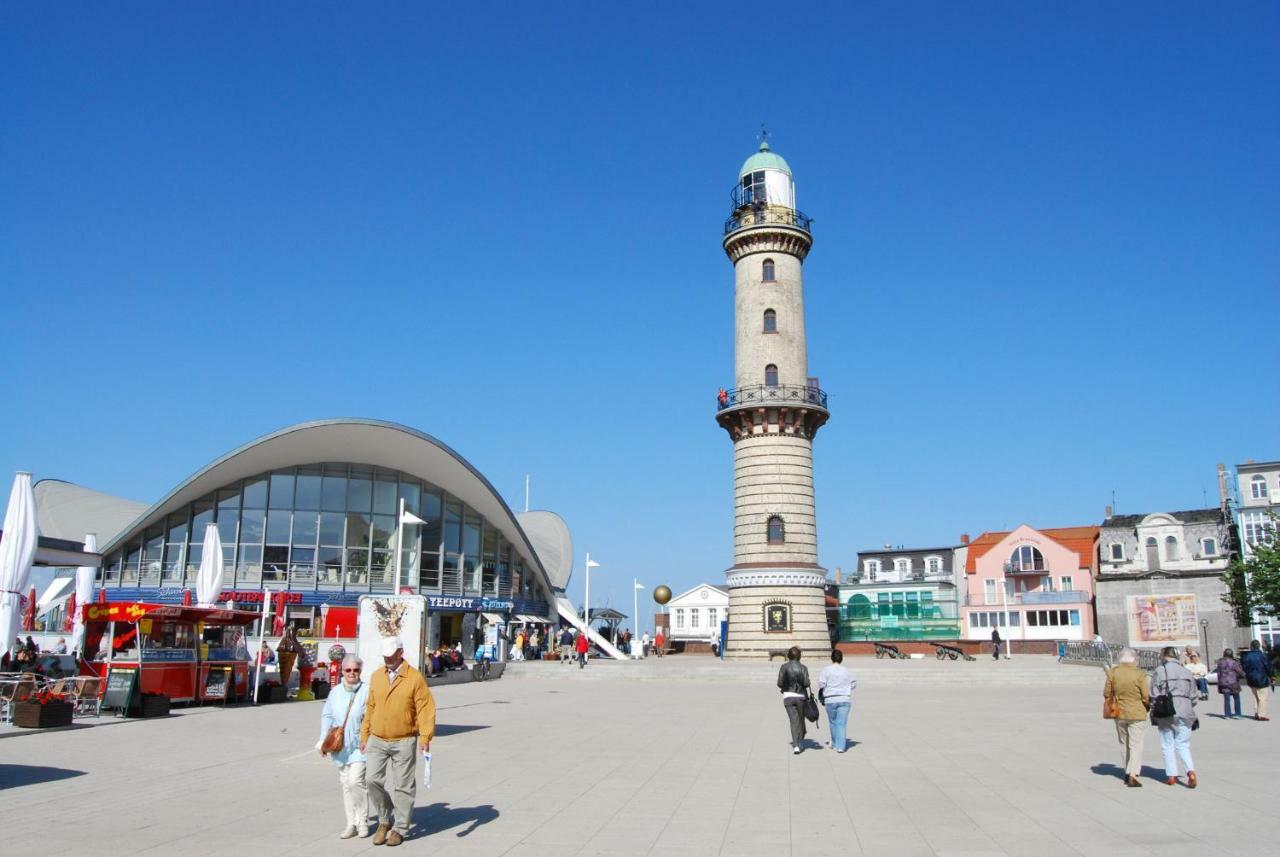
left=412, top=802, right=499, bottom=838
left=435, top=723, right=490, bottom=737
left=1090, top=762, right=1166, bottom=781
left=0, top=764, right=87, bottom=790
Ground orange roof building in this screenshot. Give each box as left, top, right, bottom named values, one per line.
left=960, top=524, right=1099, bottom=644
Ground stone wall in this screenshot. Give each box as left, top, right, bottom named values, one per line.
left=1094, top=574, right=1250, bottom=654
left=733, top=434, right=816, bottom=565
left=725, top=585, right=829, bottom=659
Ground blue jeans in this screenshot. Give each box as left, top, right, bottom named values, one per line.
left=1158, top=722, right=1195, bottom=778
left=1195, top=677, right=1208, bottom=696
left=825, top=700, right=850, bottom=751
left=1223, top=691, right=1241, bottom=718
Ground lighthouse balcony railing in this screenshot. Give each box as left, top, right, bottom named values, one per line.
left=723, top=206, right=812, bottom=237
left=716, top=384, right=827, bottom=412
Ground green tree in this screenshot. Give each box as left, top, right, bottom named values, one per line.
left=1222, top=513, right=1280, bottom=625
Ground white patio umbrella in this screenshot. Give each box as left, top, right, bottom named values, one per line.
left=0, top=472, right=40, bottom=660
left=195, top=522, right=225, bottom=607
left=69, top=533, right=97, bottom=655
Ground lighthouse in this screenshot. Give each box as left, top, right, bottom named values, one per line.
left=715, top=137, right=831, bottom=659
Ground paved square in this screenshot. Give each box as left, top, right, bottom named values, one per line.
left=1, top=656, right=1274, bottom=857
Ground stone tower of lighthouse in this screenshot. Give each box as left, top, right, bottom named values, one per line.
left=715, top=137, right=831, bottom=659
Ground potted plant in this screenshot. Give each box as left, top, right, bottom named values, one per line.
left=13, top=689, right=74, bottom=728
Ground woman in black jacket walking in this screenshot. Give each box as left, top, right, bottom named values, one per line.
left=777, top=646, right=811, bottom=754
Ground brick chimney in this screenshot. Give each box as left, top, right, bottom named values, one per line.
left=959, top=534, right=970, bottom=545
left=833, top=567, right=842, bottom=584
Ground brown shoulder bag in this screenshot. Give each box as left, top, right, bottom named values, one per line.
left=321, top=686, right=358, bottom=754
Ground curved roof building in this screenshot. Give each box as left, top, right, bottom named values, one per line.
left=88, top=420, right=561, bottom=626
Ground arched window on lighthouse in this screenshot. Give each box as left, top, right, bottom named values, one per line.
left=767, top=515, right=785, bottom=545
left=763, top=309, right=777, bottom=333
left=764, top=364, right=778, bottom=386
left=762, top=259, right=776, bottom=282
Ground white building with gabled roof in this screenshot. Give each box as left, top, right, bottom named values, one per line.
left=666, top=583, right=729, bottom=642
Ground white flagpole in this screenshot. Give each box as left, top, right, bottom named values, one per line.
left=395, top=498, right=405, bottom=591
left=253, top=587, right=270, bottom=704
left=524, top=475, right=530, bottom=513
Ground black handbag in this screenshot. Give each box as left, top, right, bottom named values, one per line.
left=803, top=691, right=820, bottom=723
left=1150, top=666, right=1177, bottom=720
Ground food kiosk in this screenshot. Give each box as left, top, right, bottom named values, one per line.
left=82, top=602, right=260, bottom=705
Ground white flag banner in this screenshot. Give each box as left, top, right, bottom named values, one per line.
left=400, top=509, right=428, bottom=526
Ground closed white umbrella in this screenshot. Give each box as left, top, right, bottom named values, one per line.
left=70, top=533, right=97, bottom=655
left=0, top=472, right=40, bottom=660
left=196, top=523, right=224, bottom=607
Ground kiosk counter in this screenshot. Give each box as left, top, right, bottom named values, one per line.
left=82, top=602, right=261, bottom=705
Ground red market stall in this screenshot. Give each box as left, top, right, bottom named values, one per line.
left=82, top=602, right=261, bottom=705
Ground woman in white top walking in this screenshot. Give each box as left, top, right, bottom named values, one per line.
left=818, top=649, right=856, bottom=752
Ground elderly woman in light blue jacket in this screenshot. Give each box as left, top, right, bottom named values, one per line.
left=319, top=654, right=371, bottom=838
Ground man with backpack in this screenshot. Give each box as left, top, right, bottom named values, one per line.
left=1242, top=640, right=1273, bottom=722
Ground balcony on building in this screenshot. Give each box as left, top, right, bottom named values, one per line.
left=966, top=590, right=1091, bottom=607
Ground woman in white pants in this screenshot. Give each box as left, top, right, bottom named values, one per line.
left=320, top=654, right=372, bottom=838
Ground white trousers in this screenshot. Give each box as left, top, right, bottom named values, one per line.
left=338, top=761, right=368, bottom=829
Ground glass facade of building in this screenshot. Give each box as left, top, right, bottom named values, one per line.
left=838, top=585, right=961, bottom=641
left=100, top=463, right=541, bottom=603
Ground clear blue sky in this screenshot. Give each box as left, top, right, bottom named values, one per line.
left=3, top=4, right=1278, bottom=621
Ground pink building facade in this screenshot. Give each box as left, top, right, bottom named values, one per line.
left=961, top=524, right=1098, bottom=643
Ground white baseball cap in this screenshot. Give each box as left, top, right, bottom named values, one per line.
left=380, top=636, right=404, bottom=656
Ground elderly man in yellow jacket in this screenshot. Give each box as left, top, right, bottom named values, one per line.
left=359, top=635, right=436, bottom=846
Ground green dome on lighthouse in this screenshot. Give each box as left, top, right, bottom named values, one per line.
left=740, top=139, right=792, bottom=177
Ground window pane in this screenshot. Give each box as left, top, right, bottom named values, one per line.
left=239, top=509, right=265, bottom=545
left=399, top=481, right=421, bottom=515
left=322, top=475, right=347, bottom=511
left=268, top=472, right=294, bottom=509
left=166, top=514, right=189, bottom=546
left=320, top=512, right=345, bottom=546
left=191, top=499, right=214, bottom=542
left=348, top=477, right=372, bottom=512
left=218, top=487, right=241, bottom=513
left=266, top=511, right=292, bottom=544
left=372, top=515, right=395, bottom=550
left=347, top=513, right=371, bottom=548
left=293, top=512, right=318, bottom=547
left=444, top=501, right=462, bottom=553
left=295, top=471, right=321, bottom=510
left=373, top=478, right=397, bottom=514
left=242, top=476, right=268, bottom=509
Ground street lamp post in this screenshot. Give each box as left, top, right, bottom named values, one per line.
left=583, top=553, right=600, bottom=636
left=633, top=579, right=645, bottom=658
left=1200, top=618, right=1209, bottom=657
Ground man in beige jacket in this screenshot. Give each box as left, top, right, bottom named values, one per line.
left=1104, top=648, right=1151, bottom=787
left=360, top=636, right=436, bottom=846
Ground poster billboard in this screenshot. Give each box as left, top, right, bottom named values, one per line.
left=1126, top=593, right=1199, bottom=647
left=357, top=595, right=427, bottom=672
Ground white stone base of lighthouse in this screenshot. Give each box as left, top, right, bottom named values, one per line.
left=724, top=577, right=831, bottom=661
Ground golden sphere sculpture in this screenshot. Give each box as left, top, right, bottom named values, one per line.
left=653, top=585, right=672, bottom=605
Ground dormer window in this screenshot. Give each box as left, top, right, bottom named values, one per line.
left=1201, top=538, right=1217, bottom=557
left=1110, top=543, right=1124, bottom=561
left=1009, top=545, right=1045, bottom=572
left=762, top=259, right=776, bottom=282
left=864, top=559, right=881, bottom=579
left=1165, top=536, right=1180, bottom=562
left=893, top=558, right=910, bottom=576
left=1251, top=475, right=1269, bottom=500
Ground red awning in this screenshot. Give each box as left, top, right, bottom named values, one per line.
left=83, top=602, right=262, bottom=626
